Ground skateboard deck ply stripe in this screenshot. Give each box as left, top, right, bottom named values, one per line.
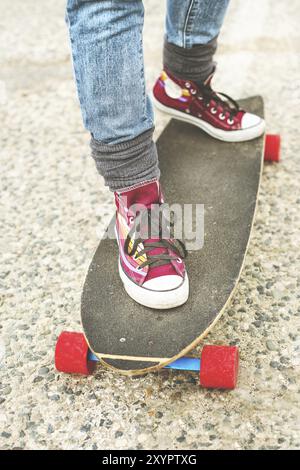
left=81, top=96, right=264, bottom=375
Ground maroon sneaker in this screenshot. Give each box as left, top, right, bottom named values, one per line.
left=115, top=181, right=188, bottom=309
left=152, top=69, right=265, bottom=142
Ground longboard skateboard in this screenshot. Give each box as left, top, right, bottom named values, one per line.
left=55, top=96, right=280, bottom=389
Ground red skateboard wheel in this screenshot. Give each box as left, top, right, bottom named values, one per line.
left=200, top=345, right=239, bottom=389
left=55, top=331, right=96, bottom=375
left=264, top=134, right=281, bottom=162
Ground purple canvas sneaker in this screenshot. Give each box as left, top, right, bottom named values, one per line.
left=114, top=180, right=189, bottom=309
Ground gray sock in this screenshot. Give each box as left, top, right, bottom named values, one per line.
left=163, top=35, right=218, bottom=85
left=90, top=127, right=160, bottom=192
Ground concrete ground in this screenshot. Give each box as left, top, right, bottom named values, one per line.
left=0, top=0, right=299, bottom=450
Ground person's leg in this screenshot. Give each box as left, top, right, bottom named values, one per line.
left=66, top=0, right=159, bottom=192
left=152, top=0, right=265, bottom=142
left=66, top=0, right=188, bottom=309
left=164, top=0, right=230, bottom=84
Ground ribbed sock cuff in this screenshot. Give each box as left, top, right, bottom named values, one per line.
left=90, top=128, right=160, bottom=192
left=163, top=35, right=218, bottom=85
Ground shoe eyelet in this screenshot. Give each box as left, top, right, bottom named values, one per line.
left=128, top=215, right=135, bottom=224
left=227, top=118, right=234, bottom=125
left=185, top=108, right=191, bottom=114
left=219, top=113, right=225, bottom=120
left=197, top=113, right=202, bottom=118
left=198, top=96, right=203, bottom=100
left=185, top=82, right=191, bottom=88
left=211, top=107, right=217, bottom=114
left=177, top=258, right=182, bottom=264
left=190, top=89, right=196, bottom=95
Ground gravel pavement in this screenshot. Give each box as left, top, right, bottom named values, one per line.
left=0, top=0, right=299, bottom=450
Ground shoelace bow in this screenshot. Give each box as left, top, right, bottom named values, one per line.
left=124, top=205, right=187, bottom=269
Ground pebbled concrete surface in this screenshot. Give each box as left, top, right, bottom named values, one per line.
left=0, top=0, right=299, bottom=450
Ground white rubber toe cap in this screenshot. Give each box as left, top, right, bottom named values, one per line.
left=119, top=260, right=189, bottom=309
left=143, top=275, right=184, bottom=291
left=241, top=112, right=264, bottom=130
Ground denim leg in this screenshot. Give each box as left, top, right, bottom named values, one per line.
left=165, top=0, right=230, bottom=47
left=66, top=0, right=159, bottom=191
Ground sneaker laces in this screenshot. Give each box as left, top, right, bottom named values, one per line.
left=195, top=82, right=240, bottom=120
left=124, top=204, right=187, bottom=269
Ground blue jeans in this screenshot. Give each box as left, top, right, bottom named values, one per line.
left=66, top=0, right=230, bottom=190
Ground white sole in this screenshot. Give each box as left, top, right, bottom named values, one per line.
left=118, top=260, right=189, bottom=310
left=151, top=93, right=266, bottom=143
